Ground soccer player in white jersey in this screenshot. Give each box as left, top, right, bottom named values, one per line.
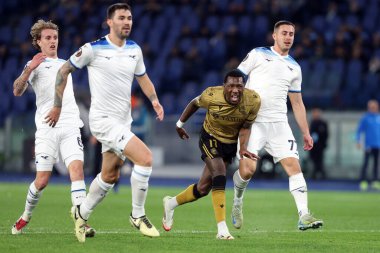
left=231, top=20, right=323, bottom=230
left=11, top=20, right=95, bottom=237
left=46, top=3, right=164, bottom=242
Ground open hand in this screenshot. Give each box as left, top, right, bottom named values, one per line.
left=239, top=149, right=260, bottom=160
left=44, top=107, right=62, bottom=127
left=152, top=100, right=164, bottom=121
left=176, top=126, right=189, bottom=140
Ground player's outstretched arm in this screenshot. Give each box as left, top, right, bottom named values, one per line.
left=13, top=53, right=46, bottom=96
left=175, top=97, right=200, bottom=140
left=45, top=60, right=76, bottom=127
left=136, top=74, right=164, bottom=121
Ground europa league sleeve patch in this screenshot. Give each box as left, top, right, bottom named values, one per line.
left=75, top=48, right=83, bottom=57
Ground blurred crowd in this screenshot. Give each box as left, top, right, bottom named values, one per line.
left=1, top=0, right=380, bottom=126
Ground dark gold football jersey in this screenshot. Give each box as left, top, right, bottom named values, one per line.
left=196, top=86, right=261, bottom=144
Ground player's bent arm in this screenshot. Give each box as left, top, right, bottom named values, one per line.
left=54, top=61, right=76, bottom=107
left=175, top=97, right=200, bottom=140
left=288, top=92, right=310, bottom=136
left=179, top=96, right=201, bottom=123
left=13, top=66, right=33, bottom=96
left=14, top=52, right=46, bottom=96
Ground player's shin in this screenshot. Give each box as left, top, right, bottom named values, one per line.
left=130, top=165, right=152, bottom=218
left=175, top=183, right=203, bottom=206
left=80, top=173, right=114, bottom=220
left=233, top=170, right=250, bottom=200
left=23, top=182, right=43, bottom=220
left=289, top=173, right=309, bottom=217
left=211, top=175, right=227, bottom=223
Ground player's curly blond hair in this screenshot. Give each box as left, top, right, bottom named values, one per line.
left=30, top=19, right=59, bottom=50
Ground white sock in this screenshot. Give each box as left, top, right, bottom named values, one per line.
left=23, top=182, right=42, bottom=221
left=168, top=197, right=179, bottom=210
left=217, top=220, right=229, bottom=235
left=289, top=173, right=309, bottom=217
left=130, top=165, right=152, bottom=218
left=233, top=170, right=250, bottom=201
left=71, top=180, right=86, bottom=206
left=80, top=173, right=114, bottom=220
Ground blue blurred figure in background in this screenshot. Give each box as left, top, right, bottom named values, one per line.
left=356, top=99, right=380, bottom=191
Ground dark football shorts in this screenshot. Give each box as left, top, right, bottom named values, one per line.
left=198, top=127, right=237, bottom=164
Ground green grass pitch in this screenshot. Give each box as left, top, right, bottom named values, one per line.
left=1, top=183, right=379, bottom=253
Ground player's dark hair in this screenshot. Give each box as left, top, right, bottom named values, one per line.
left=273, top=20, right=295, bottom=32
left=223, top=69, right=246, bottom=84
left=107, top=3, right=131, bottom=19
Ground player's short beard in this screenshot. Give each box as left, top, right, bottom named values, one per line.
left=119, top=31, right=129, bottom=40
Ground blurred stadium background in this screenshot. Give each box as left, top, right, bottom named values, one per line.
left=0, top=0, right=379, bottom=182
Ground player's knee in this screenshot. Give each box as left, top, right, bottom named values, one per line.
left=34, top=178, right=49, bottom=190
left=102, top=171, right=120, bottom=184
left=240, top=159, right=256, bottom=179
left=194, top=183, right=209, bottom=198
left=136, top=150, right=152, bottom=167
left=241, top=167, right=254, bottom=180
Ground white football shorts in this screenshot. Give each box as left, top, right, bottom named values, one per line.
left=34, top=126, right=84, bottom=171
left=90, top=116, right=135, bottom=161
left=239, top=121, right=299, bottom=163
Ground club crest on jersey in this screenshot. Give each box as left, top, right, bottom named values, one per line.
left=75, top=48, right=83, bottom=57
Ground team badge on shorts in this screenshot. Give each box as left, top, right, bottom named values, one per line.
left=210, top=148, right=218, bottom=155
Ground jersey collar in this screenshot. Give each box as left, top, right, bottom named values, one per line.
left=105, top=35, right=126, bottom=49
left=270, top=46, right=289, bottom=59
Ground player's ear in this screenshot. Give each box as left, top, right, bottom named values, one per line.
left=106, top=18, right=112, bottom=27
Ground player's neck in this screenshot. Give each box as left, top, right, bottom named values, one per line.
left=42, top=51, right=58, bottom=59
left=272, top=45, right=289, bottom=56
left=107, top=33, right=126, bottom=47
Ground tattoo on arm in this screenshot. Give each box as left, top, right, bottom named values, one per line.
left=13, top=66, right=32, bottom=96
left=54, top=71, right=64, bottom=107
left=54, top=61, right=75, bottom=107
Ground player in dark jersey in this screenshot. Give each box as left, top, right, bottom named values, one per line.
left=162, top=69, right=261, bottom=240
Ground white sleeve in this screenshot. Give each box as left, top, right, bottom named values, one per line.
left=237, top=49, right=259, bottom=75
left=290, top=67, right=302, bottom=92
left=69, top=43, right=93, bottom=69
left=134, top=47, right=146, bottom=76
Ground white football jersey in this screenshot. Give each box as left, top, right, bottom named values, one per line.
left=238, top=46, right=302, bottom=122
left=69, top=35, right=146, bottom=123
left=27, top=58, right=83, bottom=129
